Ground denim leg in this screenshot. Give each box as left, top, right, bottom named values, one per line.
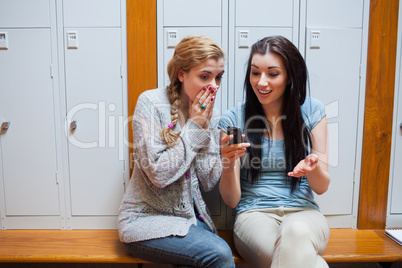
left=124, top=220, right=235, bottom=268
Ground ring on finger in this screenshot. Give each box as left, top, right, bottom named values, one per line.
left=198, top=101, right=206, bottom=110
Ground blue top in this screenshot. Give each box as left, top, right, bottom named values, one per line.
left=218, top=97, right=326, bottom=214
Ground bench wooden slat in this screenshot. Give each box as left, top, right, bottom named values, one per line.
left=0, top=229, right=401, bottom=263
left=323, top=229, right=401, bottom=263
left=0, top=230, right=146, bottom=263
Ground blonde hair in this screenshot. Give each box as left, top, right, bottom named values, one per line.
left=161, top=35, right=225, bottom=147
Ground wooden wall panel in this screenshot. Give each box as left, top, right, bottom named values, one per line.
left=126, top=0, right=157, bottom=174
left=358, top=0, right=399, bottom=229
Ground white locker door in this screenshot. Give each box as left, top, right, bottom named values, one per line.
left=305, top=28, right=362, bottom=215
left=233, top=28, right=293, bottom=106
left=236, top=0, right=294, bottom=27
left=0, top=29, right=59, bottom=215
left=390, top=75, right=402, bottom=215
left=64, top=28, right=124, bottom=216
left=386, top=0, right=402, bottom=229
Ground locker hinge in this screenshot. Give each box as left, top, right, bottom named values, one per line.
left=353, top=170, right=356, bottom=183
left=120, top=65, right=123, bottom=78
left=55, top=172, right=59, bottom=185
left=359, top=64, right=362, bottom=78
left=50, top=65, right=54, bottom=78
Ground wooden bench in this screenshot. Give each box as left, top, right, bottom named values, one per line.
left=0, top=229, right=401, bottom=265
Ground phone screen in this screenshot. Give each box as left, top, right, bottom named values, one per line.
left=227, top=126, right=242, bottom=145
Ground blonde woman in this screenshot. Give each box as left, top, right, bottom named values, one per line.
left=118, top=35, right=234, bottom=267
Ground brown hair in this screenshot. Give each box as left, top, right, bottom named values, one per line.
left=161, top=35, right=225, bottom=147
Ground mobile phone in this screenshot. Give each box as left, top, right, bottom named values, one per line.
left=227, top=126, right=242, bottom=145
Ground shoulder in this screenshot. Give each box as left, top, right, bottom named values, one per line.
left=134, top=88, right=170, bottom=121
left=301, top=97, right=324, bottom=114
left=301, top=97, right=326, bottom=130
left=137, top=88, right=169, bottom=105
left=222, top=104, right=244, bottom=118
left=218, top=104, right=244, bottom=132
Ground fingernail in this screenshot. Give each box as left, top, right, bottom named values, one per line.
left=210, top=89, right=215, bottom=94
left=203, top=87, right=207, bottom=91
left=208, top=86, right=212, bottom=91
left=211, top=96, right=215, bottom=101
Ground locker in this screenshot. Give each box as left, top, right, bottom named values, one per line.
left=388, top=0, right=402, bottom=226
left=236, top=0, right=293, bottom=27
left=0, top=0, right=127, bottom=229
left=63, top=0, right=121, bottom=27
left=390, top=82, right=402, bottom=215
left=305, top=28, right=363, bottom=215
left=0, top=0, right=50, bottom=28
left=64, top=28, right=125, bottom=217
left=0, top=29, right=60, bottom=216
left=306, top=0, right=364, bottom=28
left=163, top=0, right=221, bottom=27
left=233, top=28, right=293, bottom=107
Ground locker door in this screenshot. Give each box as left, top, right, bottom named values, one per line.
left=233, top=28, right=293, bottom=106
left=236, top=0, right=293, bottom=27
left=163, top=0, right=221, bottom=27
left=0, top=29, right=59, bottom=216
left=387, top=2, right=402, bottom=226
left=390, top=69, right=402, bottom=214
left=305, top=28, right=362, bottom=215
left=64, top=28, right=124, bottom=216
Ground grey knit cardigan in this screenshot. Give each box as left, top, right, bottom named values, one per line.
left=118, top=88, right=222, bottom=243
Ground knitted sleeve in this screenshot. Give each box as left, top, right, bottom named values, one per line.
left=194, top=113, right=222, bottom=192
left=132, top=92, right=212, bottom=188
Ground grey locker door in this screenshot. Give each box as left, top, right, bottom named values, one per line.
left=305, top=28, right=362, bottom=215
left=64, top=28, right=124, bottom=216
left=235, top=0, right=294, bottom=27
left=390, top=70, right=402, bottom=215
left=0, top=29, right=59, bottom=216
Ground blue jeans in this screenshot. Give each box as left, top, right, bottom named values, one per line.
left=124, top=219, right=235, bottom=268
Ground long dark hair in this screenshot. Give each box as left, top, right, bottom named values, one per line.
left=244, top=35, right=311, bottom=192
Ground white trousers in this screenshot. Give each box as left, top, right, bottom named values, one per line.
left=233, top=207, right=330, bottom=268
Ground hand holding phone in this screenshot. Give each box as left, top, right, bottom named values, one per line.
left=227, top=126, right=242, bottom=145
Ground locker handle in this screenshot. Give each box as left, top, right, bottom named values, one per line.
left=1, top=121, right=10, bottom=131
left=400, top=121, right=402, bottom=129
left=70, top=120, right=77, bottom=131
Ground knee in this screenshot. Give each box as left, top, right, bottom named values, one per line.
left=215, top=241, right=235, bottom=265
left=203, top=240, right=235, bottom=268
left=278, top=220, right=316, bottom=259
left=281, top=220, right=311, bottom=241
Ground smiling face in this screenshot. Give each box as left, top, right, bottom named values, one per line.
left=250, top=53, right=289, bottom=114
left=178, top=57, right=225, bottom=103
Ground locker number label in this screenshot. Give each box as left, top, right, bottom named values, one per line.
left=0, top=32, right=8, bottom=49
left=238, top=30, right=249, bottom=48
left=167, top=30, right=179, bottom=48
left=67, top=31, right=78, bottom=49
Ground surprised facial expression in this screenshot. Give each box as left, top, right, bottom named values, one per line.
left=179, top=58, right=225, bottom=102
